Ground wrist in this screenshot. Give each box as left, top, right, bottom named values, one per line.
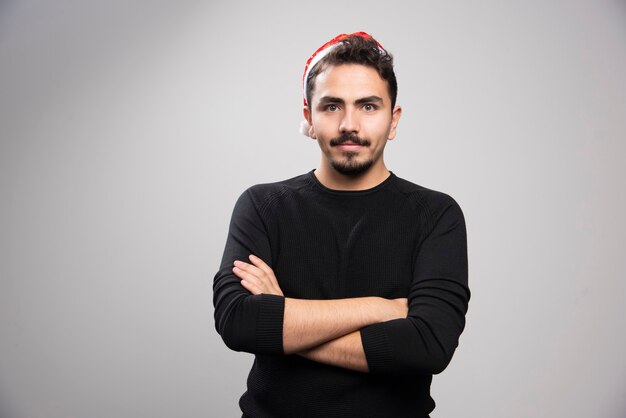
left=369, top=296, right=407, bottom=322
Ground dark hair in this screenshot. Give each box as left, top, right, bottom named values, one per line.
left=305, top=35, right=398, bottom=110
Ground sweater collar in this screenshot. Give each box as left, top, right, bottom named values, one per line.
left=306, top=169, right=396, bottom=196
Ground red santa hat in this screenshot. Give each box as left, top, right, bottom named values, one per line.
left=300, top=32, right=384, bottom=137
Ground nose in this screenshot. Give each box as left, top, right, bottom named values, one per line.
left=339, top=107, right=359, bottom=133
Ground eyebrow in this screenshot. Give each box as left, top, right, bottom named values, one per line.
left=354, top=96, right=384, bottom=105
left=317, top=95, right=384, bottom=105
left=318, top=96, right=345, bottom=105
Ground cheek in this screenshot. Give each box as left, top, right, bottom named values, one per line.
left=362, top=117, right=391, bottom=137
left=313, top=120, right=339, bottom=138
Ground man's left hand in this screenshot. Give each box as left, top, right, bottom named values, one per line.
left=232, top=255, right=284, bottom=296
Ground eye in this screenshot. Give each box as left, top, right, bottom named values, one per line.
left=363, top=103, right=377, bottom=112
left=325, top=104, right=340, bottom=112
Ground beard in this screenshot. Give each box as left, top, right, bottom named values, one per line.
left=329, top=154, right=374, bottom=176
left=328, top=133, right=373, bottom=177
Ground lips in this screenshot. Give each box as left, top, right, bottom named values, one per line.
left=337, top=142, right=364, bottom=150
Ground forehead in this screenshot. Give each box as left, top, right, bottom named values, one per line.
left=312, top=64, right=389, bottom=104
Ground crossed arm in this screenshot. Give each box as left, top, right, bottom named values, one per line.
left=214, top=190, right=469, bottom=376
left=232, top=255, right=408, bottom=372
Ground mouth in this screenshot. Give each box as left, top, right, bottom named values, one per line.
left=337, top=142, right=365, bottom=151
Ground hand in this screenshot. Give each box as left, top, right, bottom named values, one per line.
left=232, top=255, right=284, bottom=296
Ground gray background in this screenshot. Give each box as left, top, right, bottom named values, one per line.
left=1, top=1, right=625, bottom=417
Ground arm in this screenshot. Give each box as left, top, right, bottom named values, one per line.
left=359, top=196, right=470, bottom=375
left=233, top=255, right=407, bottom=354
left=283, top=297, right=406, bottom=353
left=214, top=190, right=407, bottom=355
left=213, top=191, right=284, bottom=354
left=298, top=330, right=368, bottom=372
left=292, top=195, right=470, bottom=375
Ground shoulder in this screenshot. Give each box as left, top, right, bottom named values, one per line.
left=239, top=172, right=314, bottom=214
left=390, top=175, right=464, bottom=228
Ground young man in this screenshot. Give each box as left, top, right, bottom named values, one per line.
left=213, top=32, right=470, bottom=418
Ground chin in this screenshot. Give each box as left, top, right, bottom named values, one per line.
left=330, top=159, right=374, bottom=176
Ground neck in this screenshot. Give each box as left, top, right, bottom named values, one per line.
left=314, top=162, right=390, bottom=191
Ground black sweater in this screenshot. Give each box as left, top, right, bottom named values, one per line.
left=213, top=171, right=470, bottom=418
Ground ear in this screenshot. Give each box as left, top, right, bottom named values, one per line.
left=303, top=106, right=317, bottom=139
left=388, top=105, right=402, bottom=140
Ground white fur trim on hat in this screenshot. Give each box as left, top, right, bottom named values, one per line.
left=299, top=119, right=312, bottom=137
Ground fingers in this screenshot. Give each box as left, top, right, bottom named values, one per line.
left=247, top=255, right=280, bottom=288
left=240, top=279, right=262, bottom=295
left=233, top=265, right=268, bottom=295
left=232, top=256, right=283, bottom=296
left=232, top=262, right=259, bottom=282
left=233, top=259, right=264, bottom=277
left=249, top=254, right=273, bottom=274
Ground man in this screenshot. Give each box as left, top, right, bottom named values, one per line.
left=213, top=32, right=470, bottom=418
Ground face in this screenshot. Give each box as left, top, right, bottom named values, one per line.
left=304, top=64, right=402, bottom=177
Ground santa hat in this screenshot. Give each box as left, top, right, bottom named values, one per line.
left=300, top=32, right=384, bottom=137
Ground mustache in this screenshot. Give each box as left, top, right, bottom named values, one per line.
left=329, top=133, right=371, bottom=147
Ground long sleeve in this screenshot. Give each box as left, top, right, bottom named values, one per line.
left=360, top=195, right=470, bottom=375
left=213, top=173, right=470, bottom=417
left=213, top=190, right=285, bottom=354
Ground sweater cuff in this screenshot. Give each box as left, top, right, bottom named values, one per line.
left=360, top=322, right=394, bottom=373
left=256, top=294, right=285, bottom=354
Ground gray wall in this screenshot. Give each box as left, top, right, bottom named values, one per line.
left=1, top=1, right=625, bottom=417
